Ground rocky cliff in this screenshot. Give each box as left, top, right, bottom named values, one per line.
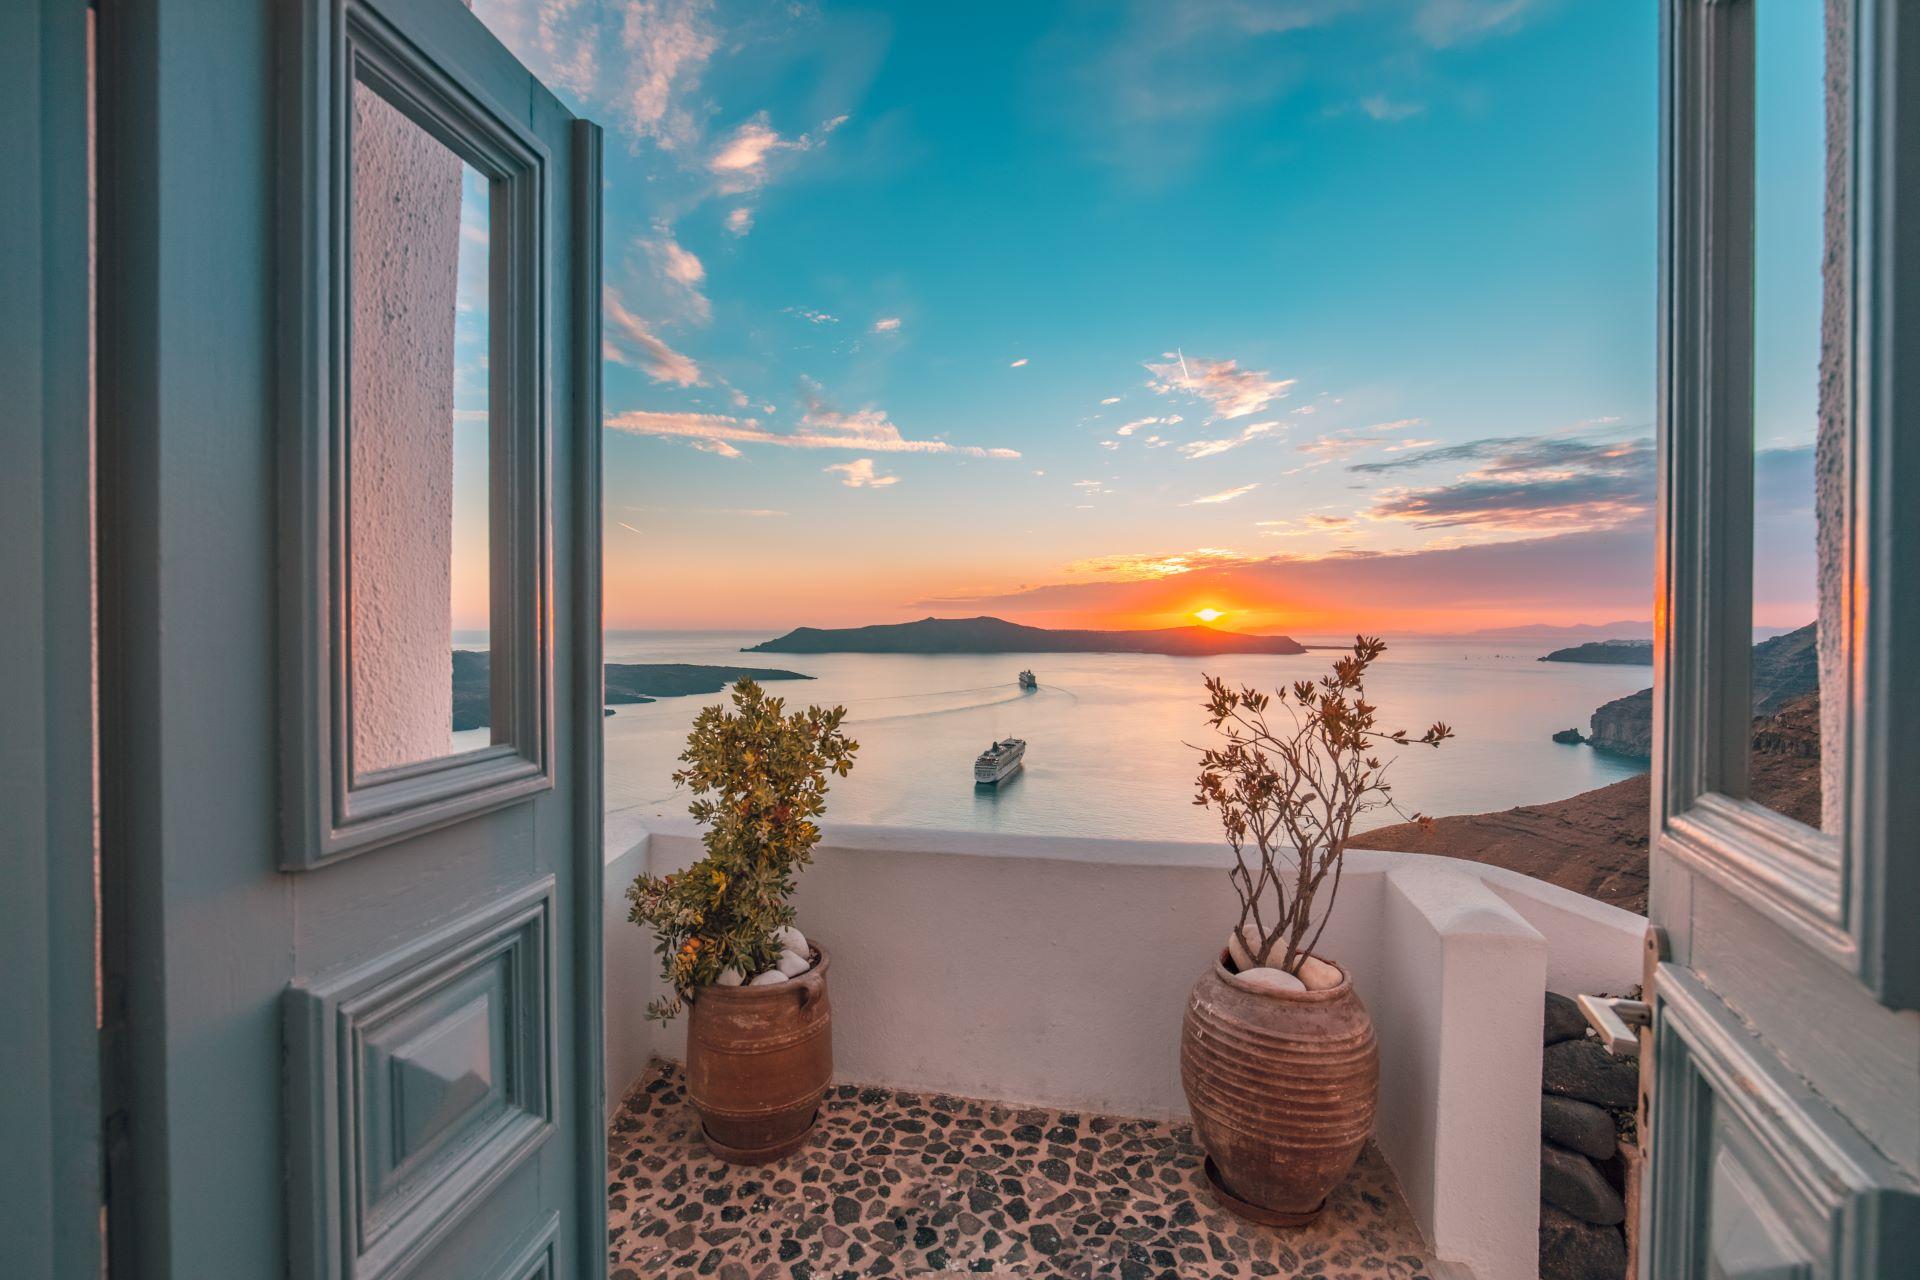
left=1582, top=622, right=1816, bottom=759
left=1586, top=687, right=1654, bottom=758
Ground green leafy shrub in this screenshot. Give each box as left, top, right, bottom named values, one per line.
left=627, top=678, right=857, bottom=1021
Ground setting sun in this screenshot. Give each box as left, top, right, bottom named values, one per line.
left=1194, top=608, right=1224, bottom=624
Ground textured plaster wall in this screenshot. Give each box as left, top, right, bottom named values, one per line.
left=348, top=84, right=461, bottom=773
left=1816, top=0, right=1850, bottom=830
left=605, top=823, right=1643, bottom=1279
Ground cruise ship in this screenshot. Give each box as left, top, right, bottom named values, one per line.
left=1018, top=669, right=1037, bottom=690
left=974, top=737, right=1026, bottom=785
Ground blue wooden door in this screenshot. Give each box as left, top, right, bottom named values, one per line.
left=1, top=1, right=104, bottom=1277
left=1646, top=2, right=1919, bottom=1275
left=94, top=0, right=605, bottom=1275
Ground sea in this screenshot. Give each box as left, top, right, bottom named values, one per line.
left=590, top=631, right=1653, bottom=854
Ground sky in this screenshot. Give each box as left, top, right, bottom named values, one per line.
left=463, top=0, right=1824, bottom=636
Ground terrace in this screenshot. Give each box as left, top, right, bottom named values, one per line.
left=601, top=815, right=1646, bottom=1280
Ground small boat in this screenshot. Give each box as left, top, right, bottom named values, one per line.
left=974, top=737, right=1026, bottom=785
left=1018, top=669, right=1037, bottom=690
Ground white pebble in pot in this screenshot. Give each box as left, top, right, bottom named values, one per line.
left=1296, top=956, right=1343, bottom=991
left=1237, top=967, right=1306, bottom=995
left=775, top=924, right=808, bottom=954
left=748, top=970, right=788, bottom=986
left=775, top=949, right=811, bottom=978
left=1226, top=925, right=1263, bottom=973
left=715, top=967, right=745, bottom=988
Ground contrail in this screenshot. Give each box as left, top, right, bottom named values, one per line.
left=1177, top=347, right=1191, bottom=382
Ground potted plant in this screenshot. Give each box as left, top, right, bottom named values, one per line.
left=1184, top=637, right=1451, bottom=1223
left=627, top=678, right=857, bottom=1164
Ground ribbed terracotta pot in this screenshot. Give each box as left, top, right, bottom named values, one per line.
left=685, top=943, right=832, bottom=1164
left=1180, top=949, right=1379, bottom=1224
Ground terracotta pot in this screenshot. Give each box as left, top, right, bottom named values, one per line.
left=684, top=942, right=832, bottom=1164
left=1180, top=949, right=1379, bottom=1224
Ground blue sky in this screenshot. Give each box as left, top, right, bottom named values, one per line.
left=466, top=0, right=1820, bottom=633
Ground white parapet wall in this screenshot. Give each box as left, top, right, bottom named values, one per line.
left=603, top=819, right=1643, bottom=1280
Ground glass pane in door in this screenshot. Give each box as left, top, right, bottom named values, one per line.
left=1748, top=0, right=1832, bottom=832
left=348, top=79, right=495, bottom=774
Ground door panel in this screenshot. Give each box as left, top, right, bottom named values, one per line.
left=96, top=0, right=602, bottom=1275
left=0, top=1, right=104, bottom=1276
left=1648, top=1, right=1920, bottom=1275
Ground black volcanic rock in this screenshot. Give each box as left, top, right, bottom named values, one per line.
left=744, top=615, right=1306, bottom=657
left=1539, top=1204, right=1627, bottom=1280
left=451, top=652, right=811, bottom=730
left=1544, top=992, right=1589, bottom=1045
left=1543, top=1039, right=1640, bottom=1111
left=1542, top=1095, right=1617, bottom=1160
left=1540, top=639, right=1653, bottom=666
left=1541, top=1142, right=1626, bottom=1225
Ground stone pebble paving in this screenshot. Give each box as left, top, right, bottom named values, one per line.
left=608, top=1059, right=1438, bottom=1280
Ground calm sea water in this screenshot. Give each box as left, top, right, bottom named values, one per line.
left=598, top=631, right=1650, bottom=854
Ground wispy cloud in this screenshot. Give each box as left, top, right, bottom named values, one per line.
left=826, top=457, right=898, bottom=488
left=709, top=110, right=849, bottom=195
left=1061, top=547, right=1251, bottom=581
left=1415, top=0, right=1542, bottom=48
left=872, top=316, right=903, bottom=333
left=637, top=221, right=710, bottom=324
left=1358, top=94, right=1425, bottom=121
left=618, top=0, right=719, bottom=148
left=1116, top=414, right=1182, bottom=437
left=1146, top=353, right=1294, bottom=420
left=1355, top=432, right=1657, bottom=531
left=724, top=207, right=753, bottom=236
left=1101, top=396, right=1122, bottom=405
left=622, top=504, right=789, bottom=518
left=1258, top=513, right=1354, bottom=537
left=1297, top=433, right=1385, bottom=462
left=1180, top=419, right=1280, bottom=459
left=1010, top=357, right=1030, bottom=368
left=605, top=384, right=1020, bottom=459
left=603, top=286, right=701, bottom=386
left=1185, top=482, right=1260, bottom=505
left=786, top=307, right=839, bottom=325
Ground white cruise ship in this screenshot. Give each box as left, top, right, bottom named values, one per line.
left=973, top=737, right=1026, bottom=785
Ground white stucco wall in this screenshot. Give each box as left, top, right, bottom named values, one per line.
left=347, top=83, right=461, bottom=773
left=1816, top=0, right=1850, bottom=832
left=603, top=821, right=1644, bottom=1280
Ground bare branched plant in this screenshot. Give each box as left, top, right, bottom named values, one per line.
left=1194, top=636, right=1453, bottom=977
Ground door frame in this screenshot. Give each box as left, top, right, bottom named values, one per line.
left=1657, top=0, right=1920, bottom=1007
left=1646, top=0, right=1920, bottom=1273
left=0, top=0, right=104, bottom=1275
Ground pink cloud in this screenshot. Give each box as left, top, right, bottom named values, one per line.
left=602, top=287, right=701, bottom=386
left=1146, top=353, right=1294, bottom=419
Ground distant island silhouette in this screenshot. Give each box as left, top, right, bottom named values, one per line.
left=1538, top=639, right=1654, bottom=666
left=743, top=615, right=1308, bottom=657
left=451, top=651, right=810, bottom=730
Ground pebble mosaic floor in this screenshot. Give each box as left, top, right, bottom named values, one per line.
left=607, top=1059, right=1439, bottom=1280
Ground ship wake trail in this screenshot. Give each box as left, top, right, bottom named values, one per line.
left=852, top=691, right=1030, bottom=726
